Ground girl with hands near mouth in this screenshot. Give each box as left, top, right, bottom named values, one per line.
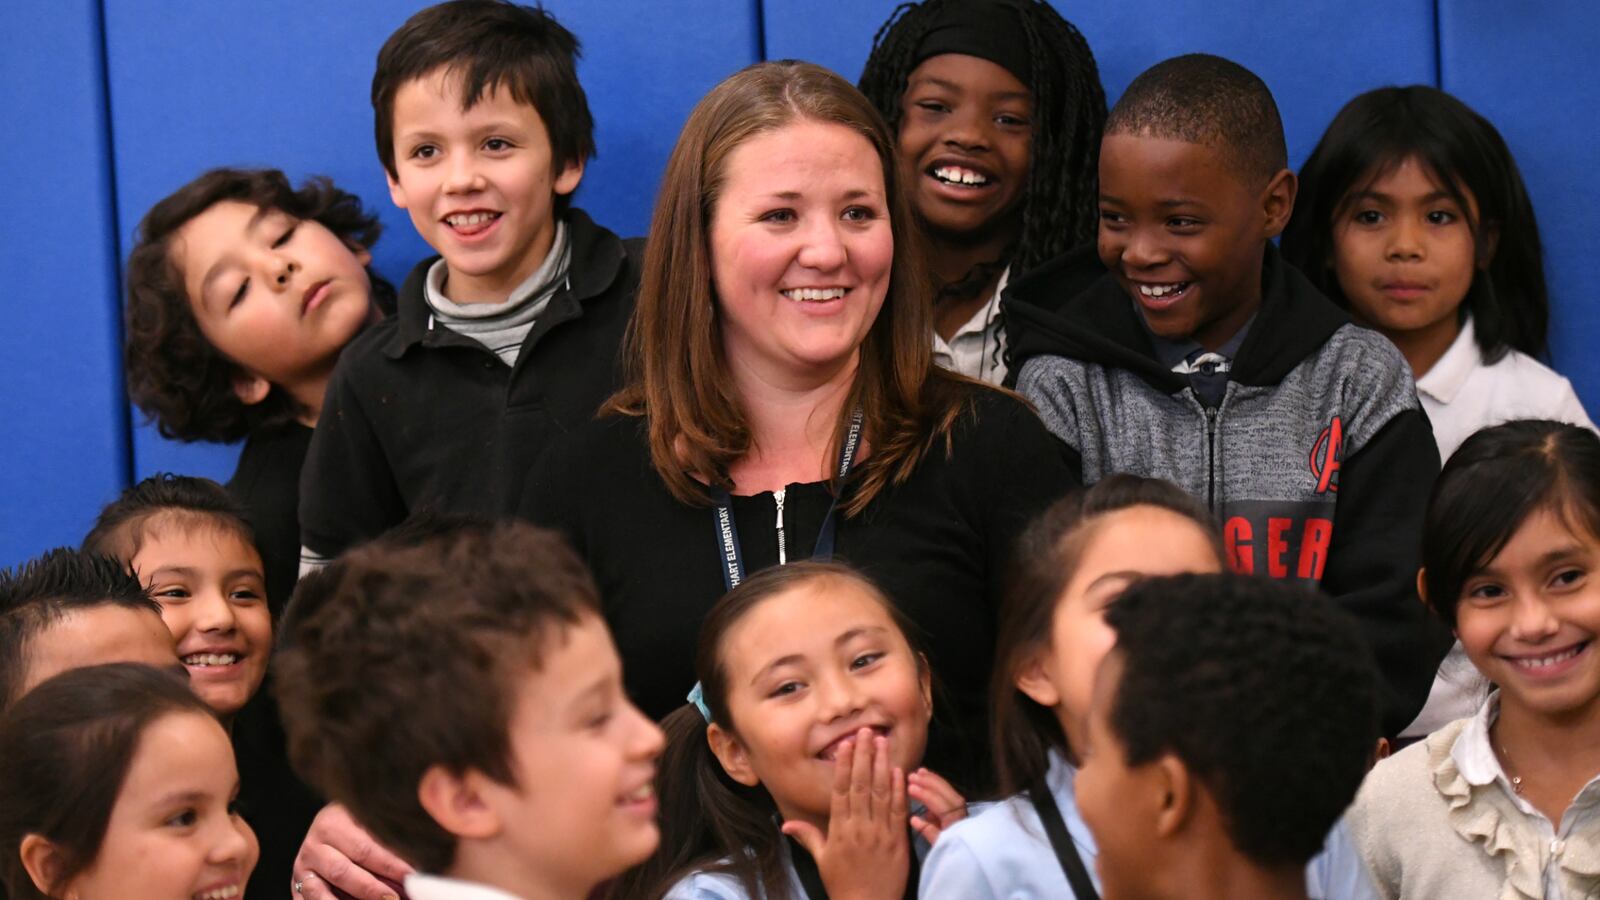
left=620, top=562, right=965, bottom=900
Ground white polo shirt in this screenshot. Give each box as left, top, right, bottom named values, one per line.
left=1416, top=315, right=1594, bottom=462
left=932, top=268, right=1009, bottom=385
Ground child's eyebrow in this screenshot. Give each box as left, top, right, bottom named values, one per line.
left=148, top=565, right=199, bottom=579
left=153, top=789, right=208, bottom=809
left=1346, top=188, right=1456, bottom=206
left=198, top=207, right=275, bottom=303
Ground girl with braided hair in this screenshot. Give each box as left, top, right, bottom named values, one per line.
left=859, top=0, right=1105, bottom=384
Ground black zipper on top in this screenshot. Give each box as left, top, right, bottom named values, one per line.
left=1205, top=406, right=1219, bottom=511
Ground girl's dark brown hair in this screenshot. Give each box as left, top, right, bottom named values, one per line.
left=124, top=167, right=394, bottom=443
left=605, top=59, right=976, bottom=518
left=614, top=562, right=924, bottom=900
left=0, top=663, right=217, bottom=900
left=1422, top=420, right=1600, bottom=628
left=991, top=475, right=1222, bottom=794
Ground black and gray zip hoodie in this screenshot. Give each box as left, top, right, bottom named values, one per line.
left=1006, top=244, right=1453, bottom=737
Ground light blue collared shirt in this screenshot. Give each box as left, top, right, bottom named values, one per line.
left=920, top=749, right=1377, bottom=900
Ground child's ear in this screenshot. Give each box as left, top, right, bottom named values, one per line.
left=917, top=651, right=934, bottom=716
left=707, top=723, right=760, bottom=788
left=19, top=834, right=66, bottom=897
left=231, top=372, right=271, bottom=407
left=553, top=157, right=585, bottom=198
left=1478, top=222, right=1501, bottom=269
left=341, top=240, right=373, bottom=267
left=1015, top=648, right=1062, bottom=709
left=1152, top=753, right=1194, bottom=840
left=1260, top=168, right=1298, bottom=239
left=417, top=764, right=500, bottom=840
left=386, top=168, right=410, bottom=211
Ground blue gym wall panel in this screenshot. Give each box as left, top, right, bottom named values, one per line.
left=763, top=0, right=1436, bottom=175
left=0, top=1, right=130, bottom=568
left=1439, top=0, right=1600, bottom=419
left=103, top=0, right=761, bottom=486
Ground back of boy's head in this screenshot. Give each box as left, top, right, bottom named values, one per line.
left=1281, top=85, right=1547, bottom=362
left=1106, top=53, right=1287, bottom=188
left=0, top=662, right=211, bottom=900
left=1423, top=420, right=1600, bottom=628
left=371, top=0, right=595, bottom=192
left=992, top=475, right=1221, bottom=793
left=273, top=518, right=599, bottom=874
left=0, top=549, right=160, bottom=711
left=124, top=167, right=391, bottom=444
left=858, top=0, right=1107, bottom=266
left=1101, top=573, right=1378, bottom=868
left=82, top=473, right=253, bottom=563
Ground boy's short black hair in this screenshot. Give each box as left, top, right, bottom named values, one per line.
left=124, top=168, right=393, bottom=443
left=82, top=473, right=254, bottom=562
left=1423, top=420, right=1600, bottom=628
left=1103, top=573, right=1378, bottom=868
left=1106, top=53, right=1287, bottom=186
left=273, top=519, right=600, bottom=873
left=0, top=549, right=161, bottom=710
left=371, top=0, right=596, bottom=202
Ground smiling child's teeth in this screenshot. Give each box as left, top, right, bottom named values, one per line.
left=446, top=212, right=497, bottom=226
left=1139, top=283, right=1187, bottom=298
left=183, top=653, right=240, bottom=668
left=933, top=166, right=989, bottom=186
left=194, top=885, right=239, bottom=900
left=625, top=784, right=655, bottom=802
left=1514, top=646, right=1582, bottom=669
left=783, top=287, right=846, bottom=302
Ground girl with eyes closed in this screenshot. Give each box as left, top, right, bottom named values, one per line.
left=518, top=60, right=1077, bottom=792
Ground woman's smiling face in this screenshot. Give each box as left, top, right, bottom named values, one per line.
left=709, top=118, right=894, bottom=387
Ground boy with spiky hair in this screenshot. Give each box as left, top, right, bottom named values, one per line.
left=1006, top=53, right=1450, bottom=736
left=299, top=0, right=640, bottom=568
left=0, top=548, right=181, bottom=710
left=1077, top=573, right=1380, bottom=900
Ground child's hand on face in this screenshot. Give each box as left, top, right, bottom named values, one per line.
left=780, top=728, right=910, bottom=900
left=907, top=767, right=967, bottom=844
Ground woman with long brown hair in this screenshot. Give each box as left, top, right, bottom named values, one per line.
left=519, top=60, right=1076, bottom=789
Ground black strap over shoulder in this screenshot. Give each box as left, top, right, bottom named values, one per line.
left=787, top=831, right=921, bottom=900
left=1028, top=780, right=1100, bottom=900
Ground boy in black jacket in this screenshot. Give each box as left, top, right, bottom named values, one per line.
left=299, top=0, right=641, bottom=567
left=1007, top=54, right=1450, bottom=737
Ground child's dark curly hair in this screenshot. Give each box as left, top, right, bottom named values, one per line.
left=858, top=0, right=1106, bottom=274
left=123, top=168, right=395, bottom=443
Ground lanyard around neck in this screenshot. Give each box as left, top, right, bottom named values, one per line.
left=1028, top=779, right=1100, bottom=900
left=710, top=407, right=864, bottom=593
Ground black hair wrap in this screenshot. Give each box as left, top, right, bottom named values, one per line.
left=913, top=0, right=1033, bottom=87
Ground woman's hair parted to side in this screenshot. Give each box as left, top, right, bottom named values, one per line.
left=991, top=474, right=1222, bottom=794
left=613, top=562, right=925, bottom=900
left=0, top=663, right=216, bottom=900
left=857, top=0, right=1107, bottom=272
left=605, top=59, right=971, bottom=518
left=1281, top=86, right=1548, bottom=364
left=123, top=167, right=396, bottom=443
left=1422, top=420, right=1600, bottom=628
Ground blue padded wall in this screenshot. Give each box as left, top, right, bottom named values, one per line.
left=764, top=0, right=1435, bottom=180
left=103, top=0, right=760, bottom=484
left=1439, top=0, right=1600, bottom=415
left=0, top=1, right=129, bottom=568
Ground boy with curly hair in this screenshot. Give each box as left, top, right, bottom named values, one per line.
left=124, top=167, right=392, bottom=610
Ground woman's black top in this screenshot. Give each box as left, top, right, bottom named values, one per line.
left=519, top=385, right=1078, bottom=789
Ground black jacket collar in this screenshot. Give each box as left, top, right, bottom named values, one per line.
left=382, top=207, right=627, bottom=360
left=1004, top=242, right=1349, bottom=393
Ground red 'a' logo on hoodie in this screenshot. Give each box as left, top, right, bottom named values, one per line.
left=1310, top=416, right=1343, bottom=494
